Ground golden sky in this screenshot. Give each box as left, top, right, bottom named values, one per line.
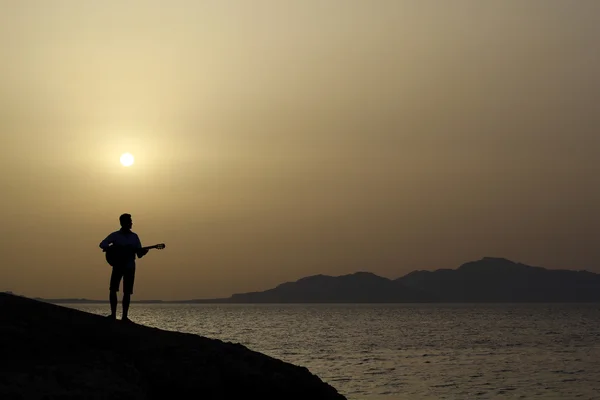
left=1, top=1, right=600, bottom=300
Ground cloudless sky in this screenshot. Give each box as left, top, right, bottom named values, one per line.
left=1, top=1, right=599, bottom=300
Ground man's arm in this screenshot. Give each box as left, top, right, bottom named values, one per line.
left=135, top=235, right=148, bottom=258
left=99, top=232, right=116, bottom=251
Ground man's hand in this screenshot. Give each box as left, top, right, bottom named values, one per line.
left=137, top=248, right=149, bottom=258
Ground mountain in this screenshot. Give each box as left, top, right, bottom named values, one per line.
left=398, top=257, right=600, bottom=302
left=188, top=257, right=600, bottom=303
left=225, top=271, right=430, bottom=303
left=36, top=257, right=600, bottom=304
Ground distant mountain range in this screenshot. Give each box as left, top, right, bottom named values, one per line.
left=36, top=257, right=600, bottom=304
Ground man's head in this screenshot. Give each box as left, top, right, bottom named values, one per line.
left=119, top=213, right=133, bottom=230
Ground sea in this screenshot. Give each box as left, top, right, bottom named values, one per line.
left=64, top=303, right=600, bottom=400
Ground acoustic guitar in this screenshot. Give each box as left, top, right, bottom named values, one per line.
left=103, top=243, right=166, bottom=267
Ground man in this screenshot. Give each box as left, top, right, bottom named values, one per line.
left=99, top=213, right=148, bottom=322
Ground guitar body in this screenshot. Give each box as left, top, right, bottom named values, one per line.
left=105, top=246, right=126, bottom=267
left=104, top=243, right=165, bottom=267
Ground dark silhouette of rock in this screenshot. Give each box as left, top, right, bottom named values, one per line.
left=0, top=293, right=346, bottom=400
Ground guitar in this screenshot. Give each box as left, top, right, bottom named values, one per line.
left=103, top=243, right=166, bottom=267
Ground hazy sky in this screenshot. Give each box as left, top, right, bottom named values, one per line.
left=1, top=1, right=600, bottom=300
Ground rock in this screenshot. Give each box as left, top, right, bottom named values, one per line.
left=0, top=293, right=346, bottom=400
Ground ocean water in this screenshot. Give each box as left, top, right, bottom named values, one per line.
left=64, top=303, right=600, bottom=399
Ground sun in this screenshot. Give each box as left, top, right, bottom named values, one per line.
left=120, top=153, right=135, bottom=167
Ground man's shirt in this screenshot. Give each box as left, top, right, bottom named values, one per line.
left=99, top=230, right=142, bottom=269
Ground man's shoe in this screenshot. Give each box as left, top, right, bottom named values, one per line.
left=121, top=317, right=133, bottom=323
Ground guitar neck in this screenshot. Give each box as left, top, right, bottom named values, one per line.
left=105, top=243, right=164, bottom=252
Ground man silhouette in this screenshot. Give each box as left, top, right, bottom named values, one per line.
left=99, top=213, right=148, bottom=322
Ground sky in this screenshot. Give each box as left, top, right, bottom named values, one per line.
left=1, top=0, right=600, bottom=300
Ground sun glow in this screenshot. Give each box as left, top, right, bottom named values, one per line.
left=120, top=153, right=135, bottom=167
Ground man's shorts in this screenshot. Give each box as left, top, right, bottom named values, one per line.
left=109, top=266, right=136, bottom=295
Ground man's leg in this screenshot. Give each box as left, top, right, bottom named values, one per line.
left=109, top=290, right=118, bottom=317
left=122, top=267, right=135, bottom=321
left=108, top=267, right=123, bottom=319
left=122, top=293, right=131, bottom=320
